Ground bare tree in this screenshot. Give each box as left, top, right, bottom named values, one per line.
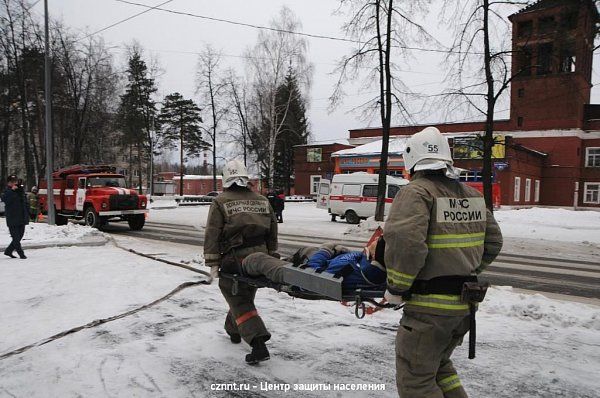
left=332, top=0, right=433, bottom=221
left=196, top=45, right=228, bottom=191
left=223, top=69, right=251, bottom=167
left=443, top=0, right=532, bottom=210
left=244, top=6, right=312, bottom=188
left=54, top=28, right=118, bottom=165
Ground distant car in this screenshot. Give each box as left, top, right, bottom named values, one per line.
left=206, top=191, right=221, bottom=197
left=0, top=200, right=4, bottom=216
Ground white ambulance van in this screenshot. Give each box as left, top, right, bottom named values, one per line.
left=317, top=172, right=408, bottom=224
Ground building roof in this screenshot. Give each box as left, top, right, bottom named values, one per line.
left=294, top=139, right=352, bottom=147
left=332, top=137, right=409, bottom=157
left=511, top=144, right=549, bottom=157
left=172, top=175, right=223, bottom=180
left=511, top=0, right=599, bottom=20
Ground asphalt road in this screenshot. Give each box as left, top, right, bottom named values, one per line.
left=104, top=221, right=600, bottom=300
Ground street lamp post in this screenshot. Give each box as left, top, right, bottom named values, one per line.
left=44, top=0, right=55, bottom=225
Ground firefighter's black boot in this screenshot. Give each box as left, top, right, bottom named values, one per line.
left=245, top=337, right=270, bottom=365
left=17, top=249, right=26, bottom=259
left=227, top=332, right=241, bottom=344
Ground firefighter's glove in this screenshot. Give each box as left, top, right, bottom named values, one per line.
left=384, top=289, right=404, bottom=305
left=210, top=266, right=220, bottom=280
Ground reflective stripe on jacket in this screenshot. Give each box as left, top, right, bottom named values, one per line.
left=384, top=172, right=503, bottom=315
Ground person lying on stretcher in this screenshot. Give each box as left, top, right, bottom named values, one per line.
left=238, top=235, right=387, bottom=289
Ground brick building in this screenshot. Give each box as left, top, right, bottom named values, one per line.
left=294, top=0, right=600, bottom=208
left=294, top=142, right=353, bottom=195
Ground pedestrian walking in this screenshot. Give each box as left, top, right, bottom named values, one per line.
left=1, top=175, right=29, bottom=259
left=274, top=189, right=285, bottom=223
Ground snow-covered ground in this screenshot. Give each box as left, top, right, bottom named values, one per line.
left=149, top=202, right=600, bottom=246
left=0, top=222, right=106, bottom=248
left=0, top=224, right=599, bottom=397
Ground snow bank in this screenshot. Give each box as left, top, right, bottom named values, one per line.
left=494, top=208, right=600, bottom=244
left=0, top=222, right=105, bottom=248
left=481, top=286, right=600, bottom=330
left=149, top=196, right=179, bottom=209
left=344, top=216, right=384, bottom=237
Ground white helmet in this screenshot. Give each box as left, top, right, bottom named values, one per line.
left=404, top=127, right=455, bottom=175
left=222, top=159, right=249, bottom=188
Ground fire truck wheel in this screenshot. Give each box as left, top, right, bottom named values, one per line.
left=128, top=214, right=145, bottom=231
left=345, top=210, right=360, bottom=225
left=84, top=207, right=100, bottom=229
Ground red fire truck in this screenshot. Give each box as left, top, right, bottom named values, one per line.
left=39, top=165, right=148, bottom=230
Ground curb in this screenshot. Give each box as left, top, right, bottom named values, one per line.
left=18, top=236, right=109, bottom=250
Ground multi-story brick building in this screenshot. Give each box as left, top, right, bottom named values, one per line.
left=294, top=0, right=600, bottom=208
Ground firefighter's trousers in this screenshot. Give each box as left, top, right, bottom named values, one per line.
left=219, top=258, right=271, bottom=345
left=396, top=311, right=470, bottom=398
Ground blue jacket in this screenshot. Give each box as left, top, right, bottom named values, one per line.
left=1, top=187, right=29, bottom=227
left=305, top=249, right=386, bottom=288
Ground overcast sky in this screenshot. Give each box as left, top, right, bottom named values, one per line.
left=37, top=0, right=600, bottom=144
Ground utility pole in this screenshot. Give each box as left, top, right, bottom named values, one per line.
left=44, top=0, right=55, bottom=225
left=149, top=116, right=155, bottom=196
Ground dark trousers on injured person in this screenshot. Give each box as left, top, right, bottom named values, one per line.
left=219, top=259, right=271, bottom=345
left=6, top=225, right=25, bottom=256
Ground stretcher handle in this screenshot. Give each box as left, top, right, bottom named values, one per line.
left=354, top=295, right=366, bottom=319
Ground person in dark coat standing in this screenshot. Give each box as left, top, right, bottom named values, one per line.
left=1, top=175, right=29, bottom=259
left=274, top=190, right=285, bottom=223
left=266, top=190, right=277, bottom=213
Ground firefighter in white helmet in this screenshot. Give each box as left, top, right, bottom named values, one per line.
left=203, top=159, right=278, bottom=364
left=383, top=127, right=503, bottom=397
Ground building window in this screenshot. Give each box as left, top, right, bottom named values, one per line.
left=525, top=178, right=532, bottom=202
left=387, top=170, right=404, bottom=177
left=585, top=148, right=600, bottom=167
left=534, top=180, right=540, bottom=202
left=518, top=88, right=525, bottom=98
left=518, top=20, right=533, bottom=38
left=133, top=169, right=139, bottom=177
left=537, top=43, right=554, bottom=75
left=516, top=46, right=533, bottom=76
left=583, top=183, right=600, bottom=204
left=514, top=177, right=521, bottom=202
left=562, top=11, right=578, bottom=30
left=460, top=171, right=476, bottom=181
left=307, top=148, right=322, bottom=163
left=559, top=42, right=576, bottom=73
left=310, top=175, right=321, bottom=195
left=538, top=16, right=556, bottom=34
left=517, top=117, right=524, bottom=127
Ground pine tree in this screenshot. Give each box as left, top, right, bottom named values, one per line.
left=273, top=69, right=309, bottom=193
left=117, top=50, right=157, bottom=193
left=157, top=92, right=206, bottom=195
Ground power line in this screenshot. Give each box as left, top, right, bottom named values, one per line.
left=114, top=0, right=465, bottom=55
left=114, top=0, right=360, bottom=44
left=74, top=0, right=174, bottom=43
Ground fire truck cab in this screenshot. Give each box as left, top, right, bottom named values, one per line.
left=39, top=165, right=148, bottom=230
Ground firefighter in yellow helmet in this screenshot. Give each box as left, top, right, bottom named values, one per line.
left=384, top=127, right=503, bottom=398
left=204, top=160, right=278, bottom=364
